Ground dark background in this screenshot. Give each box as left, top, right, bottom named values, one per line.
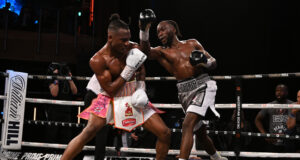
left=0, top=0, right=299, bottom=102
left=0, top=0, right=299, bottom=157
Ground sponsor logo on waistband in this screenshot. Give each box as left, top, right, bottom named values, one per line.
left=122, top=118, right=136, bottom=127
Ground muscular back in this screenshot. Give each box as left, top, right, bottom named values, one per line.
left=151, top=39, right=208, bottom=80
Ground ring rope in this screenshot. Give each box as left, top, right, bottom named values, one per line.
left=153, top=103, right=300, bottom=109
left=140, top=127, right=300, bottom=140
left=2, top=141, right=300, bottom=158
left=2, top=95, right=300, bottom=109
left=1, top=71, right=300, bottom=81
left=119, top=148, right=300, bottom=158
left=25, top=120, right=86, bottom=128
left=0, top=95, right=84, bottom=106
left=2, top=118, right=299, bottom=141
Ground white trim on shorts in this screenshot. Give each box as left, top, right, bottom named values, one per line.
left=186, top=80, right=220, bottom=131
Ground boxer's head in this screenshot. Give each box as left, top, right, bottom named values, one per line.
left=107, top=13, right=131, bottom=54
left=275, top=84, right=288, bottom=102
left=157, top=20, right=182, bottom=46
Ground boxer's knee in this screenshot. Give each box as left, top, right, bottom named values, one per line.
left=182, top=113, right=200, bottom=133
left=158, top=127, right=171, bottom=142
left=164, top=128, right=171, bottom=140
left=182, top=119, right=194, bottom=133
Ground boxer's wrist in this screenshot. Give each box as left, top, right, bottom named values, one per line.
left=136, top=81, right=146, bottom=91
left=121, top=65, right=135, bottom=81
left=139, top=30, right=149, bottom=41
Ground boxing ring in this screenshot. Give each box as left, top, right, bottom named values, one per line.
left=1, top=70, right=300, bottom=160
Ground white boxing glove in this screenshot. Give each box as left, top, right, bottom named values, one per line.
left=131, top=89, right=149, bottom=108
left=132, top=88, right=166, bottom=114
left=121, top=48, right=147, bottom=81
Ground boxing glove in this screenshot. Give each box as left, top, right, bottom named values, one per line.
left=120, top=48, right=147, bottom=81
left=189, top=50, right=207, bottom=66
left=131, top=89, right=149, bottom=108
left=139, top=9, right=156, bottom=31
left=132, top=88, right=166, bottom=114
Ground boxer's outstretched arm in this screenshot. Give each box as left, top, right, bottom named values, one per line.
left=139, top=40, right=151, bottom=57
left=139, top=40, right=162, bottom=60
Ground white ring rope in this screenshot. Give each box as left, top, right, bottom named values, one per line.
left=0, top=119, right=298, bottom=140
left=1, top=71, right=300, bottom=81
left=1, top=95, right=300, bottom=109
left=1, top=141, right=299, bottom=158
left=0, top=95, right=84, bottom=106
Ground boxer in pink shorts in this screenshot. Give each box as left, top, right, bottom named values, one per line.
left=61, top=13, right=170, bottom=160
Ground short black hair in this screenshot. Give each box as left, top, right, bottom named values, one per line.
left=165, top=20, right=182, bottom=37
left=108, top=13, right=129, bottom=32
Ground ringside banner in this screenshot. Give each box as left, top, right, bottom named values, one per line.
left=1, top=70, right=28, bottom=150
left=0, top=149, right=154, bottom=160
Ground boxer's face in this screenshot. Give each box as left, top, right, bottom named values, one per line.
left=157, top=21, right=175, bottom=45
left=108, top=28, right=131, bottom=54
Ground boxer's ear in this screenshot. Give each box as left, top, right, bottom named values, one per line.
left=108, top=37, right=112, bottom=43
left=108, top=33, right=113, bottom=43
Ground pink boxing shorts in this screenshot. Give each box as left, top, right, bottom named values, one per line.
left=78, top=94, right=112, bottom=120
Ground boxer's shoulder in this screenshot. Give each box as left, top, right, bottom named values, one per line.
left=90, top=52, right=105, bottom=63
left=90, top=52, right=108, bottom=71
left=186, top=39, right=199, bottom=45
